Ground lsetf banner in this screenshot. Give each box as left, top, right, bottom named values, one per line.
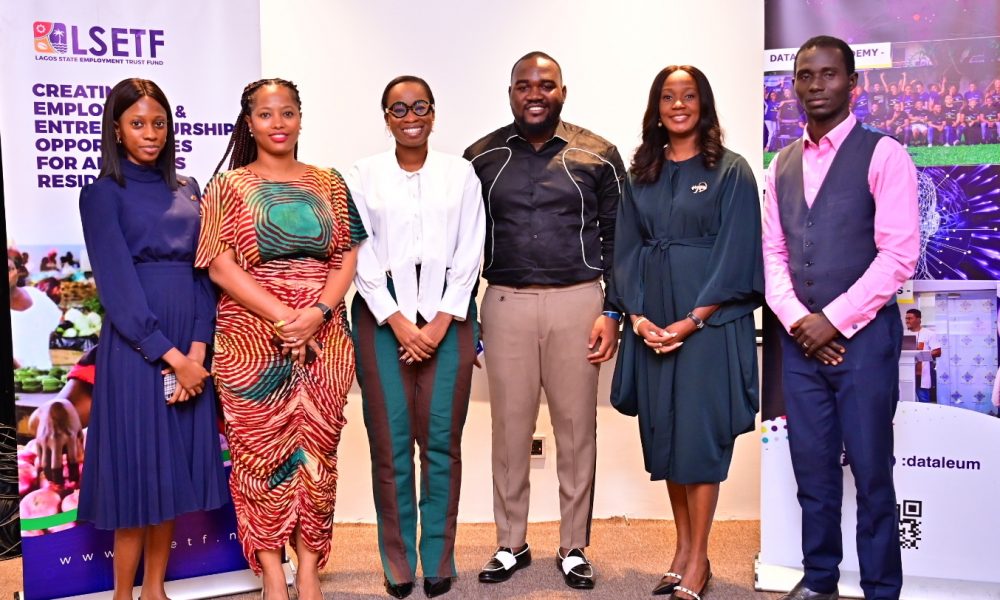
left=0, top=2, right=260, bottom=598
left=759, top=0, right=1000, bottom=598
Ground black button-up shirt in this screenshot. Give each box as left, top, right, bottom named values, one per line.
left=463, top=121, right=625, bottom=310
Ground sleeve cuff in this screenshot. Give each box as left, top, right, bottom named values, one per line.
left=192, top=318, right=215, bottom=345
left=822, top=297, right=867, bottom=339
left=439, top=288, right=472, bottom=321
left=367, top=289, right=401, bottom=325
left=776, top=304, right=812, bottom=334
left=137, top=330, right=174, bottom=363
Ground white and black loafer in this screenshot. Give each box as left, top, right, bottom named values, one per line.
left=478, top=544, right=532, bottom=583
left=557, top=548, right=595, bottom=589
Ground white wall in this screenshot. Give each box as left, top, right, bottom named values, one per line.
left=259, top=0, right=766, bottom=523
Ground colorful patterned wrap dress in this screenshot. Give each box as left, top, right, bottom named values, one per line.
left=195, top=165, right=366, bottom=572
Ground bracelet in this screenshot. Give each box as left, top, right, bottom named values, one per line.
left=602, top=310, right=622, bottom=321
left=686, top=311, right=705, bottom=329
left=632, top=316, right=649, bottom=336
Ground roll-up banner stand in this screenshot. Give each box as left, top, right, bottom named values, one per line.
left=1, top=2, right=268, bottom=597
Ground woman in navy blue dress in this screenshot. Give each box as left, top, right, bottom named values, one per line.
left=77, top=79, right=229, bottom=600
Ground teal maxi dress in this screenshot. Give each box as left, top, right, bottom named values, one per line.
left=610, top=149, right=763, bottom=483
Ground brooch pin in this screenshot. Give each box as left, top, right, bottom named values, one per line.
left=691, top=182, right=708, bottom=194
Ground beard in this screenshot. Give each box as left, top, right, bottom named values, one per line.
left=514, top=99, right=564, bottom=139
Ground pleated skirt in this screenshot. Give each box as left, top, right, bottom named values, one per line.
left=78, top=261, right=230, bottom=529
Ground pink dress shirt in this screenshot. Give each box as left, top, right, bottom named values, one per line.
left=763, top=113, right=919, bottom=338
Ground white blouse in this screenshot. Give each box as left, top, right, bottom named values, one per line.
left=348, top=149, right=485, bottom=324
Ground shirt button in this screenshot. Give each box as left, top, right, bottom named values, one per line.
left=805, top=241, right=813, bottom=247
left=852, top=324, right=859, bottom=330
left=808, top=299, right=816, bottom=306
left=532, top=234, right=538, bottom=239
left=806, top=221, right=814, bottom=227
left=805, top=261, right=813, bottom=268
left=805, top=280, right=814, bottom=286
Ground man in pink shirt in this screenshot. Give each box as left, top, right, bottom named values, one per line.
left=763, top=36, right=919, bottom=600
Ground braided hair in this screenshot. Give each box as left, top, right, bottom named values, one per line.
left=214, top=78, right=302, bottom=175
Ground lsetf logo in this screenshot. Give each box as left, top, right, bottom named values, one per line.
left=33, top=21, right=164, bottom=60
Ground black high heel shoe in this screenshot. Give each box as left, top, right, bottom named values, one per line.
left=423, top=576, right=453, bottom=597
left=383, top=576, right=414, bottom=599
left=652, top=571, right=683, bottom=595
left=670, top=561, right=711, bottom=600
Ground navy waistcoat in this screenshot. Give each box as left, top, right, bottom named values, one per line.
left=775, top=122, right=886, bottom=311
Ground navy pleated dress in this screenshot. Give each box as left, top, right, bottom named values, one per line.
left=77, top=160, right=229, bottom=529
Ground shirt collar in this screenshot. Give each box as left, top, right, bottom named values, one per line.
left=389, top=147, right=436, bottom=177
left=803, top=112, right=856, bottom=151
left=507, top=120, right=570, bottom=146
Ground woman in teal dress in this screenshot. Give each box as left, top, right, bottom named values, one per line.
left=611, top=65, right=763, bottom=600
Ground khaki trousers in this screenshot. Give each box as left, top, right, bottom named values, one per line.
left=481, top=279, right=602, bottom=550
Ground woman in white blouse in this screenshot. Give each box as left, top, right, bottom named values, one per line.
left=347, top=75, right=485, bottom=600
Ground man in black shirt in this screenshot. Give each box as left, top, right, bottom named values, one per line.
left=982, top=97, right=999, bottom=143
left=908, top=100, right=930, bottom=146
left=960, top=98, right=983, bottom=144
left=464, top=51, right=625, bottom=591
left=887, top=102, right=911, bottom=145
left=865, top=102, right=888, bottom=133
left=951, top=89, right=967, bottom=113
left=927, top=103, right=949, bottom=146
left=943, top=95, right=961, bottom=146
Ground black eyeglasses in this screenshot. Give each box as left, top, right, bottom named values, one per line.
left=385, top=100, right=433, bottom=118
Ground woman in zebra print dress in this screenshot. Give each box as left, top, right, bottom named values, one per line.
left=196, top=79, right=366, bottom=600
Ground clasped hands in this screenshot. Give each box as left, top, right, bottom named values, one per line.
left=273, top=305, right=326, bottom=366
left=791, top=312, right=846, bottom=366
left=633, top=316, right=696, bottom=355
left=161, top=342, right=210, bottom=404
left=389, top=312, right=452, bottom=365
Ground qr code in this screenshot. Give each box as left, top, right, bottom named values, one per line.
left=897, top=499, right=922, bottom=549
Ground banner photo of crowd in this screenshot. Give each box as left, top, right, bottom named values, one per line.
left=764, top=31, right=999, bottom=168
left=758, top=0, right=1000, bottom=596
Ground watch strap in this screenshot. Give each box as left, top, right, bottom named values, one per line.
left=314, top=302, right=333, bottom=322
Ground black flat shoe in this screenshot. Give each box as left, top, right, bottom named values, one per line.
left=478, top=545, right=532, bottom=583
left=384, top=576, right=414, bottom=599
left=778, top=579, right=839, bottom=600
left=556, top=548, right=595, bottom=590
left=423, top=577, right=452, bottom=597
left=652, top=571, right=683, bottom=595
